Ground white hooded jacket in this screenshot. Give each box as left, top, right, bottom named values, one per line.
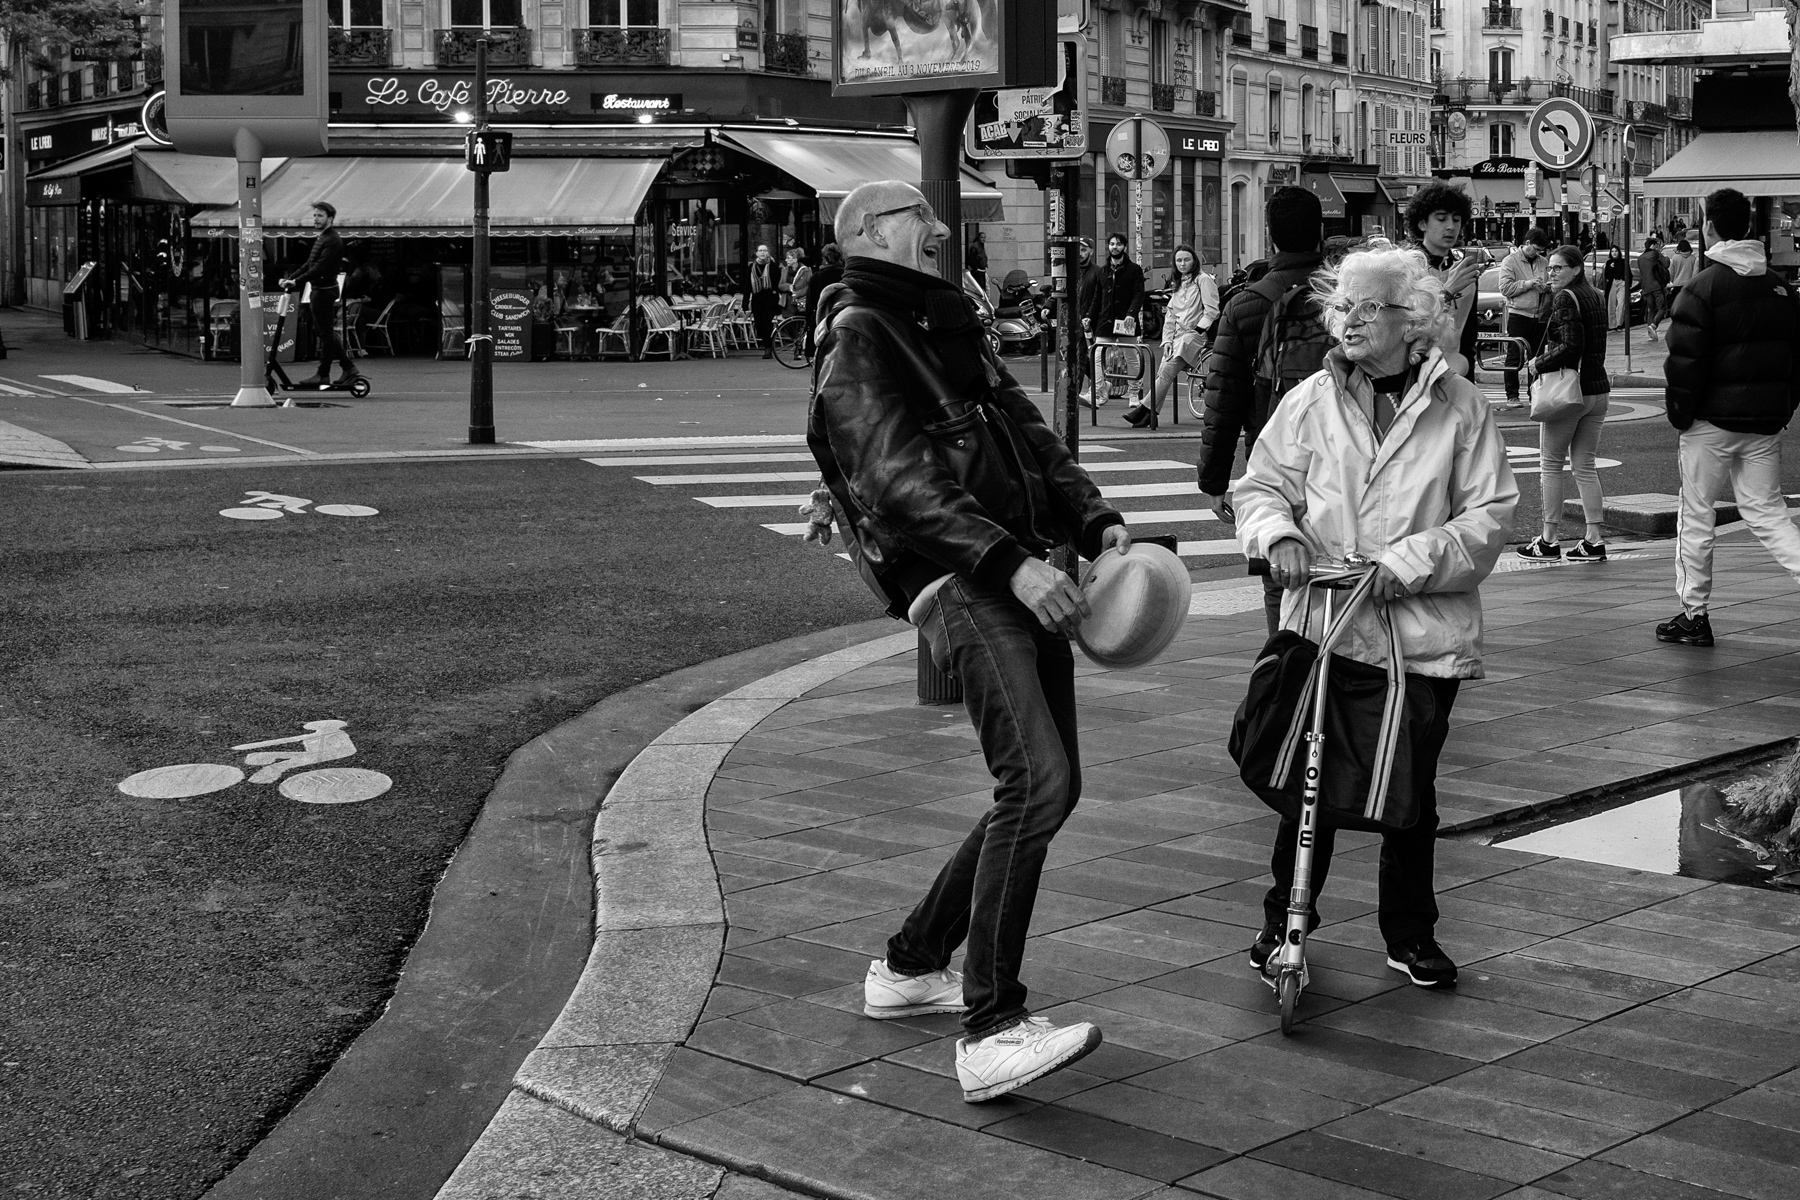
left=1232, top=345, right=1519, bottom=678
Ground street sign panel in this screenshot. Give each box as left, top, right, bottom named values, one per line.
left=1104, top=116, right=1172, bottom=181
left=1527, top=97, right=1595, bottom=172
left=967, top=38, right=1084, bottom=160
left=166, top=0, right=330, bottom=157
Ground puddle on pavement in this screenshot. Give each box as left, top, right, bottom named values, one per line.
left=1490, top=765, right=1800, bottom=893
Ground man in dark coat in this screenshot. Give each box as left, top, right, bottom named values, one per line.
left=747, top=244, right=781, bottom=358
left=278, top=201, right=359, bottom=386
left=810, top=179, right=1126, bottom=1104
left=1195, top=186, right=1325, bottom=635
left=1081, top=234, right=1146, bottom=406
left=1655, top=187, right=1800, bottom=648
left=1639, top=236, right=1670, bottom=338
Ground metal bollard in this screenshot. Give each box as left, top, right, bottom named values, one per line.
left=916, top=631, right=962, bottom=705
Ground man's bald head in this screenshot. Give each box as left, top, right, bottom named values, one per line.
left=834, top=180, right=949, bottom=273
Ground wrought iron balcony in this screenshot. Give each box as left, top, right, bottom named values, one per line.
left=330, top=27, right=391, bottom=67
left=1551, top=80, right=1616, bottom=115
left=1151, top=82, right=1176, bottom=112
left=1101, top=75, right=1126, bottom=105
left=1194, top=89, right=1218, bottom=118
left=1628, top=99, right=1671, bottom=126
left=438, top=28, right=532, bottom=67
left=1483, top=6, right=1521, bottom=30
left=573, top=27, right=670, bottom=67
left=763, top=31, right=808, bottom=75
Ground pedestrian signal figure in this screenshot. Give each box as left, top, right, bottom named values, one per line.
left=1196, top=185, right=1328, bottom=636
left=809, top=179, right=1127, bottom=1104
left=278, top=201, right=362, bottom=389
left=1657, top=187, right=1800, bottom=649
left=1516, top=245, right=1612, bottom=563
left=1233, top=245, right=1517, bottom=993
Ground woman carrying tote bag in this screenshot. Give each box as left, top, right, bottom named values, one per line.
left=1518, top=245, right=1612, bottom=562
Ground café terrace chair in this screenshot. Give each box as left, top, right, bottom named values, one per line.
left=595, top=311, right=633, bottom=360
left=685, top=302, right=731, bottom=359
left=638, top=297, right=684, bottom=361
left=363, top=298, right=398, bottom=356
left=723, top=295, right=757, bottom=350
left=342, top=298, right=367, bottom=358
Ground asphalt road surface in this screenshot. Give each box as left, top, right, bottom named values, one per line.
left=0, top=457, right=874, bottom=1199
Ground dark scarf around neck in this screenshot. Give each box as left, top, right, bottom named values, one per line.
left=840, top=256, right=997, bottom=395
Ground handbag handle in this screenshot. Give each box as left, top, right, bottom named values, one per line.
left=1314, top=568, right=1412, bottom=825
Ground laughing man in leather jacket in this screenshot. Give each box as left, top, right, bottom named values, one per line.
left=807, top=180, right=1127, bottom=1103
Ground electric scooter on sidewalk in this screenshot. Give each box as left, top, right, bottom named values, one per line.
left=1251, top=553, right=1379, bottom=1033
left=265, top=290, right=372, bottom=403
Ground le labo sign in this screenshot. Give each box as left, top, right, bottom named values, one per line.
left=336, top=72, right=678, bottom=119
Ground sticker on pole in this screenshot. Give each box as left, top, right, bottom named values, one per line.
left=118, top=720, right=392, bottom=805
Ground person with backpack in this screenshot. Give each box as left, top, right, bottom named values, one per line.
left=1656, top=187, right=1800, bottom=648
left=1196, top=186, right=1328, bottom=634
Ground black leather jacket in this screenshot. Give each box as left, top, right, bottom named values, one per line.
left=808, top=278, right=1123, bottom=619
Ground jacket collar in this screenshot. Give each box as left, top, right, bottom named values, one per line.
left=1268, top=249, right=1325, bottom=273
left=1324, top=346, right=1452, bottom=477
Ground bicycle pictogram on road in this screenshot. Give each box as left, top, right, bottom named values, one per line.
left=118, top=720, right=393, bottom=805
left=220, top=491, right=380, bottom=521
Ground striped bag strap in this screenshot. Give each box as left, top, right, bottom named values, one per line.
left=1360, top=601, right=1409, bottom=825
left=1267, top=569, right=1383, bottom=790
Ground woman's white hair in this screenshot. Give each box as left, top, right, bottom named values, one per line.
left=1312, top=246, right=1455, bottom=349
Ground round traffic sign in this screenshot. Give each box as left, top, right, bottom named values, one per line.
left=1104, top=117, right=1172, bottom=181
left=1527, top=98, right=1595, bottom=171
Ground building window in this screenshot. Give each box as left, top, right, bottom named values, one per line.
left=1489, top=46, right=1512, bottom=84
left=1269, top=84, right=1282, bottom=147
left=331, top=0, right=384, bottom=25
left=1231, top=72, right=1248, bottom=147
left=1151, top=19, right=1170, bottom=85
left=1490, top=121, right=1513, bottom=157
left=1268, top=18, right=1287, bottom=54
left=1104, top=10, right=1126, bottom=75
left=449, top=0, right=520, bottom=27
left=591, top=0, right=657, bottom=24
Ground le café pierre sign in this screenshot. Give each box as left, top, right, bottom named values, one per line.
left=334, top=73, right=679, bottom=119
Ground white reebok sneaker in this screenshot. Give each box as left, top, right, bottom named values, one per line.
left=862, top=959, right=965, bottom=1019
left=955, top=1016, right=1103, bottom=1103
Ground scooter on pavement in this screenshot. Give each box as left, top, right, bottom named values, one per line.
left=265, top=290, right=373, bottom=402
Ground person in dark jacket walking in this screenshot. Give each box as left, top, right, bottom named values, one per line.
left=278, top=202, right=359, bottom=387
left=1639, top=237, right=1670, bottom=339
left=1196, top=185, right=1325, bottom=634
left=810, top=180, right=1126, bottom=1104
left=1657, top=188, right=1800, bottom=647
left=801, top=241, right=843, bottom=357
left=1071, top=239, right=1102, bottom=397
left=747, top=244, right=781, bottom=357
left=1603, top=246, right=1631, bottom=329
left=1081, top=234, right=1146, bottom=407
left=1517, top=245, right=1611, bottom=562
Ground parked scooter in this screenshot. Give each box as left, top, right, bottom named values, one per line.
left=993, top=269, right=1050, bottom=356
left=963, top=270, right=1004, bottom=358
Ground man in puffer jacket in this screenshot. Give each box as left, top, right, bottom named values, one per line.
left=1196, top=186, right=1326, bottom=634
left=1657, top=187, right=1800, bottom=648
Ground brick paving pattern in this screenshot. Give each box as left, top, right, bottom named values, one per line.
left=642, top=540, right=1800, bottom=1200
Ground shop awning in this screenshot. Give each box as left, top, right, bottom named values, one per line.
left=1302, top=174, right=1346, bottom=219
left=717, top=130, right=1005, bottom=223
left=191, top=157, right=662, bottom=237
left=26, top=138, right=141, bottom=205
left=134, top=150, right=285, bottom=206
left=1643, top=131, right=1800, bottom=198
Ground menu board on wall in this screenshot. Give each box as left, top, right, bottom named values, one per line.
left=490, top=288, right=532, bottom=360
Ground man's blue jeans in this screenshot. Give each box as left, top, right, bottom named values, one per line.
left=886, top=576, right=1081, bottom=1038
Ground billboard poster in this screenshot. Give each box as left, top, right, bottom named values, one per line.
left=966, top=38, right=1083, bottom=160
left=835, top=0, right=1004, bottom=94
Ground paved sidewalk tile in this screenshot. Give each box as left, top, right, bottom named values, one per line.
left=648, top=546, right=1800, bottom=1200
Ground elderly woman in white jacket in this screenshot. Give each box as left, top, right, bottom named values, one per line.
left=1234, top=245, right=1518, bottom=991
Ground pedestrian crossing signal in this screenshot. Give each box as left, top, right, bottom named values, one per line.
left=465, top=130, right=513, bottom=174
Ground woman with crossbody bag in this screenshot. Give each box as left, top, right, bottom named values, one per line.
left=1517, top=245, right=1611, bottom=562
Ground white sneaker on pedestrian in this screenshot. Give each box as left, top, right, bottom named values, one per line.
left=863, top=959, right=965, bottom=1019
left=955, top=1016, right=1102, bottom=1103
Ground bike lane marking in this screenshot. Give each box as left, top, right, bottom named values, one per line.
left=40, top=374, right=149, bottom=394
left=59, top=393, right=321, bottom=457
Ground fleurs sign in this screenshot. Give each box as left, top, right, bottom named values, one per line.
left=362, top=75, right=575, bottom=114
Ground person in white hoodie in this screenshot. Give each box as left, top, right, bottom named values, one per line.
left=1656, top=187, right=1800, bottom=648
left=1234, top=245, right=1518, bottom=990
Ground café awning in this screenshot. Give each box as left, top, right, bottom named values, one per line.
left=1643, top=131, right=1800, bottom=198
left=191, top=156, right=662, bottom=237
left=717, top=130, right=1005, bottom=223
left=133, top=150, right=285, bottom=206
left=26, top=138, right=141, bottom=205
left=1302, top=174, right=1346, bottom=219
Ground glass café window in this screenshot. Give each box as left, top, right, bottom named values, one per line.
left=592, top=0, right=656, bottom=23
left=450, top=0, right=521, bottom=28
left=332, top=0, right=383, bottom=25
left=181, top=0, right=304, bottom=96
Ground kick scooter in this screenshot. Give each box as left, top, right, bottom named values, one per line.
left=1258, top=553, right=1379, bottom=1034
left=266, top=290, right=373, bottom=402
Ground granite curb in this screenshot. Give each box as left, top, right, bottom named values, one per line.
left=435, top=630, right=917, bottom=1198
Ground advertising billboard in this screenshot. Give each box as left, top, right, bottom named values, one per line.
left=965, top=37, right=1083, bottom=160
left=166, top=0, right=329, bottom=156
left=834, top=0, right=1055, bottom=97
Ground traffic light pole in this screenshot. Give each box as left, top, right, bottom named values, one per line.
left=468, top=38, right=495, bottom=445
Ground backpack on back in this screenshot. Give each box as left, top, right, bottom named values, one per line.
left=1251, top=280, right=1333, bottom=426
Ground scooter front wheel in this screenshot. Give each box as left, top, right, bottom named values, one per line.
left=348, top=377, right=372, bottom=398
left=1277, top=971, right=1301, bottom=1034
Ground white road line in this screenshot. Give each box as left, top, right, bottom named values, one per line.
left=1177, top=539, right=1243, bottom=557
left=640, top=471, right=821, bottom=485
left=0, top=374, right=64, bottom=396
left=1075, top=459, right=1192, bottom=473
left=1117, top=508, right=1221, bottom=525
left=697, top=494, right=814, bottom=508
left=41, top=374, right=148, bottom=394
left=528, top=435, right=809, bottom=450
left=1099, top=481, right=1201, bottom=498
left=55, top=395, right=319, bottom=456
left=0, top=383, right=38, bottom=396
left=584, top=453, right=819, bottom=467
left=762, top=523, right=812, bottom=535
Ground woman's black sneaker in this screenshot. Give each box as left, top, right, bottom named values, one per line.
left=1516, top=536, right=1560, bottom=560
left=1655, top=611, right=1715, bottom=646
left=1386, top=938, right=1458, bottom=988
left=1564, top=539, right=1606, bottom=562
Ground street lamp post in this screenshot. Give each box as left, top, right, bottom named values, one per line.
left=469, top=38, right=495, bottom=445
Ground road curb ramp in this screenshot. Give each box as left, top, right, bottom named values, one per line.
left=1562, top=491, right=1800, bottom=537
